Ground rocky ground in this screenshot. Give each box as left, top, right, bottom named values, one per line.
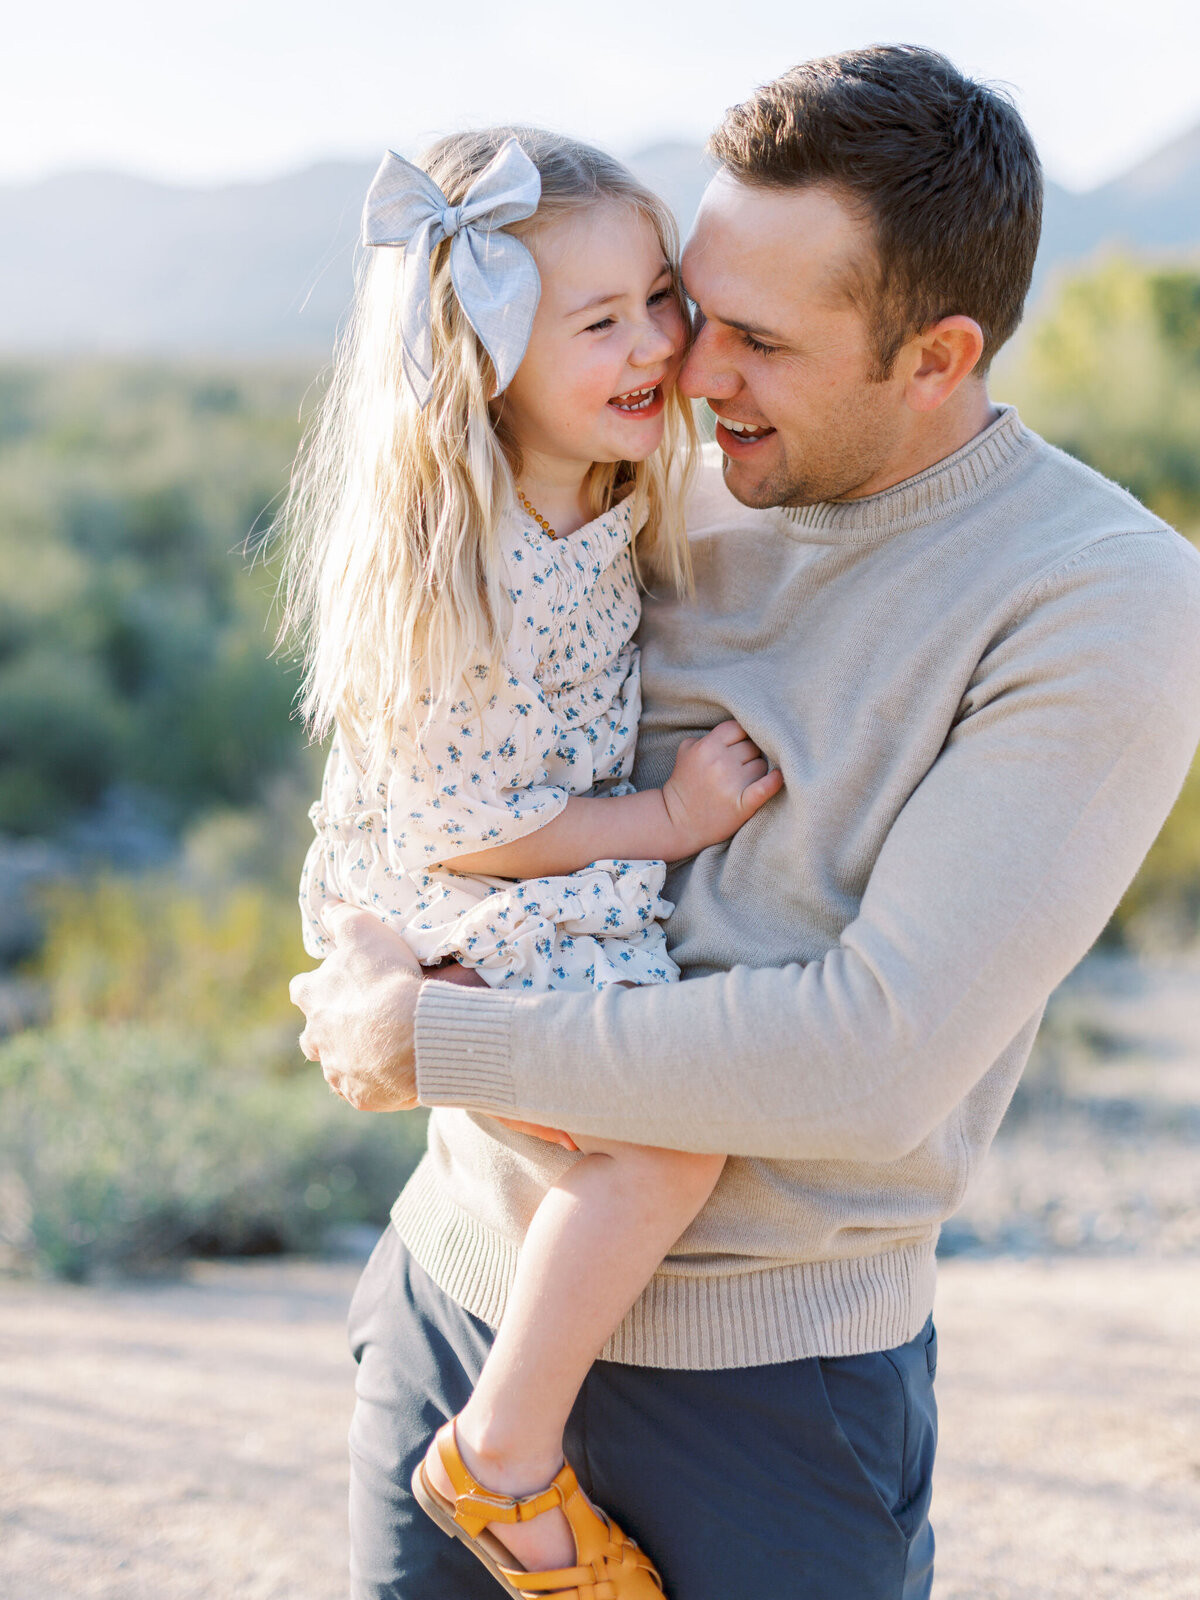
left=932, top=1259, right=1200, bottom=1599
left=2, top=1255, right=1198, bottom=1599
left=943, top=952, right=1200, bottom=1259
left=1, top=1259, right=359, bottom=1600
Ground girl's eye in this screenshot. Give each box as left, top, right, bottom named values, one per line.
left=648, top=288, right=672, bottom=306
left=585, top=316, right=616, bottom=333
left=741, top=332, right=780, bottom=357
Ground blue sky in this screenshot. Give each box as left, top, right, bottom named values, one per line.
left=9, top=0, right=1200, bottom=192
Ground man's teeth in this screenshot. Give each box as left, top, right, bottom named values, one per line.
left=611, top=386, right=658, bottom=411
left=719, top=418, right=773, bottom=437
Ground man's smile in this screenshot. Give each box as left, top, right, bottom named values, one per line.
left=711, top=410, right=777, bottom=451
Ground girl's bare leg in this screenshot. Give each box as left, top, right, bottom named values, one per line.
left=424, top=1138, right=726, bottom=1571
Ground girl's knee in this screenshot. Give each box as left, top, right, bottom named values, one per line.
left=587, top=1141, right=724, bottom=1204
left=671, top=1147, right=726, bottom=1181
left=668, top=1148, right=726, bottom=1204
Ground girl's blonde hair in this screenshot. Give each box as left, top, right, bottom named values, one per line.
left=277, top=125, right=697, bottom=768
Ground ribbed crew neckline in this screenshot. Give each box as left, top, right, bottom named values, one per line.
left=780, top=404, right=1033, bottom=544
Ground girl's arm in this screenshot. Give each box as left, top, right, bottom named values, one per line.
left=446, top=720, right=783, bottom=876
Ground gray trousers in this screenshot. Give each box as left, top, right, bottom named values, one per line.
left=347, top=1226, right=937, bottom=1599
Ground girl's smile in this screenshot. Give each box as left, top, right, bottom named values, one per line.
left=495, top=200, right=686, bottom=526
left=609, top=382, right=667, bottom=418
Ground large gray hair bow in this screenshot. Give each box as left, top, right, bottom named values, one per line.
left=362, top=138, right=542, bottom=409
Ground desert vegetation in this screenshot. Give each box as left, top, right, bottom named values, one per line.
left=1, top=257, right=1198, bottom=1279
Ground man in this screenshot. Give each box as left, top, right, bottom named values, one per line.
left=292, top=46, right=1200, bottom=1600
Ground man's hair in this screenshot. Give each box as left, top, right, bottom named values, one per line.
left=708, top=45, right=1043, bottom=376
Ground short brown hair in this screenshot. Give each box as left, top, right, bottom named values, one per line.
left=709, top=45, right=1043, bottom=375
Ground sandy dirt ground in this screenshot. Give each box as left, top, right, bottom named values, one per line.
left=3, top=1253, right=1198, bottom=1600
left=930, top=1259, right=1200, bottom=1599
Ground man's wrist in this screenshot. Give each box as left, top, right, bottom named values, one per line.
left=413, top=978, right=519, bottom=1111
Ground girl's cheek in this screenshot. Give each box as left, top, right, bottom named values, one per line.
left=579, top=364, right=620, bottom=410
left=651, top=298, right=684, bottom=344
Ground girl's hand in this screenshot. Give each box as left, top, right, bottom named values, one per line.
left=489, top=1115, right=580, bottom=1151
left=424, top=961, right=489, bottom=989
left=661, top=720, right=783, bottom=858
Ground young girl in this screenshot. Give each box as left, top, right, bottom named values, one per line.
left=284, top=127, right=781, bottom=1598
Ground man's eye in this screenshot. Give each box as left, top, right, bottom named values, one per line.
left=742, top=332, right=779, bottom=356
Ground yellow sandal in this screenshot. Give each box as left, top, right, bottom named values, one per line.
left=412, top=1418, right=666, bottom=1598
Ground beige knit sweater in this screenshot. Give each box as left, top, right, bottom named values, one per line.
left=393, top=407, right=1200, bottom=1368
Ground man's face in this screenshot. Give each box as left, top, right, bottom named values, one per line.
left=679, top=175, right=910, bottom=508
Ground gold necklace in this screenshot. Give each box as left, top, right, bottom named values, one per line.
left=516, top=486, right=557, bottom=539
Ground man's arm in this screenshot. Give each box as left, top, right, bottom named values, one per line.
left=411, top=533, right=1200, bottom=1161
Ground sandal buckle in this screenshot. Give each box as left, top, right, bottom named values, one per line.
left=455, top=1488, right=520, bottom=1524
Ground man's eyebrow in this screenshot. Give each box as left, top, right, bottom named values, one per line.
left=680, top=279, right=787, bottom=343
left=718, top=314, right=788, bottom=344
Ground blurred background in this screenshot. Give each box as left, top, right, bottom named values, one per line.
left=1, top=0, right=1198, bottom=1286
left=4, top=8, right=1200, bottom=1598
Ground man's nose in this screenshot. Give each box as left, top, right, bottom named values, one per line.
left=678, top=320, right=737, bottom=401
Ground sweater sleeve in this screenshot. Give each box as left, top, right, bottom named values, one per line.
left=413, top=532, right=1200, bottom=1160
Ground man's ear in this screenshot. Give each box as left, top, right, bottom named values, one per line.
left=903, top=316, right=985, bottom=413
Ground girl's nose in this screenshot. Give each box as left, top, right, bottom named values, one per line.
left=631, top=316, right=678, bottom=368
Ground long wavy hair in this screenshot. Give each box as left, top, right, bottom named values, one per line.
left=277, top=125, right=697, bottom=771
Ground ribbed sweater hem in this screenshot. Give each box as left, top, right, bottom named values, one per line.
left=390, top=1155, right=938, bottom=1370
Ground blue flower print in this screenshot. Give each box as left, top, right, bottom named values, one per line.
left=298, top=500, right=678, bottom=992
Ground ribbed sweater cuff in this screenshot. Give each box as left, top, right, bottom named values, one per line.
left=414, top=982, right=517, bottom=1110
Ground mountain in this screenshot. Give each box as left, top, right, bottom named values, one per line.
left=0, top=133, right=1196, bottom=358
left=0, top=162, right=372, bottom=357
left=1039, top=123, right=1200, bottom=275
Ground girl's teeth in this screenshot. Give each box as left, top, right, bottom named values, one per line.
left=611, top=386, right=657, bottom=411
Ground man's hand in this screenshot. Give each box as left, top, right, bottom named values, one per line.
left=289, top=903, right=424, bottom=1112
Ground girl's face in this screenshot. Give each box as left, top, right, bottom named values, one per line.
left=497, top=201, right=687, bottom=476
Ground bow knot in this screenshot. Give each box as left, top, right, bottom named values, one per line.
left=361, top=138, right=542, bottom=409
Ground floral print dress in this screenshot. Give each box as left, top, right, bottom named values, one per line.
left=299, top=497, right=678, bottom=991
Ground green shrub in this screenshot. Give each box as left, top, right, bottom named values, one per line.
left=34, top=871, right=306, bottom=1041
left=6, top=864, right=429, bottom=1280
left=0, top=1020, right=426, bottom=1279
left=0, top=359, right=313, bottom=835
left=1000, top=259, right=1200, bottom=945
left=1000, top=258, right=1200, bottom=530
